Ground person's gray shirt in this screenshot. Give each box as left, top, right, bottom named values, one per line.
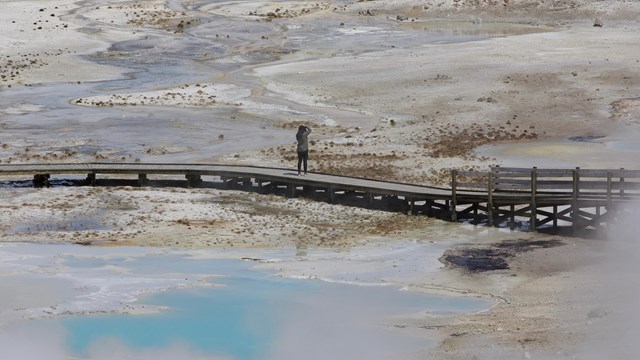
left=296, top=127, right=311, bottom=152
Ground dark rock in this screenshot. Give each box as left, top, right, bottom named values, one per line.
left=441, top=249, right=510, bottom=272
left=441, top=239, right=564, bottom=272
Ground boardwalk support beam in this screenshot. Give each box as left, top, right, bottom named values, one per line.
left=186, top=173, right=202, bottom=188
left=87, top=173, right=96, bottom=186
left=138, top=174, right=147, bottom=187
left=33, top=174, right=50, bottom=188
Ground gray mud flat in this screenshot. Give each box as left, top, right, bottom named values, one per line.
left=441, top=239, right=564, bottom=272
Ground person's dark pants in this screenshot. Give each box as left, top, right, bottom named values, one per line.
left=297, top=150, right=308, bottom=174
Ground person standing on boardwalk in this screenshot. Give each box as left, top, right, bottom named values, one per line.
left=296, top=125, right=312, bottom=176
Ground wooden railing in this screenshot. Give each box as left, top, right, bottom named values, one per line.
left=451, top=167, right=640, bottom=231
left=453, top=167, right=640, bottom=197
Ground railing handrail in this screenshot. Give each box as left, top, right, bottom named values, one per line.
left=452, top=166, right=640, bottom=198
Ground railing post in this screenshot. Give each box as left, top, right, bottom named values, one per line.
left=451, top=170, right=458, bottom=221
left=620, top=167, right=625, bottom=197
left=487, top=171, right=494, bottom=226
left=572, top=167, right=580, bottom=231
left=607, top=171, right=612, bottom=210
left=529, top=167, right=537, bottom=232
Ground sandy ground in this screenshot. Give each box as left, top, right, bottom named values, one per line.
left=2, top=0, right=640, bottom=358
left=245, top=23, right=640, bottom=183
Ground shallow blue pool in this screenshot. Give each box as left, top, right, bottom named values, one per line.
left=60, top=255, right=487, bottom=359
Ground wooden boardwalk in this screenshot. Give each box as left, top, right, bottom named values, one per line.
left=1, top=163, right=638, bottom=234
